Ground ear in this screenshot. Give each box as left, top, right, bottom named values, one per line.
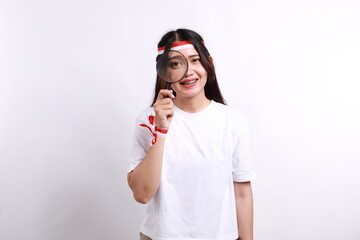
left=208, top=55, right=214, bottom=63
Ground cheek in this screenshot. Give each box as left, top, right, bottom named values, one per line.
left=199, top=68, right=208, bottom=83
left=195, top=66, right=207, bottom=78
left=170, top=82, right=181, bottom=92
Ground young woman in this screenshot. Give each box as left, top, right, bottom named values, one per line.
left=127, top=29, right=257, bottom=240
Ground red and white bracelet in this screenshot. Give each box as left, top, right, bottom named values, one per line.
left=155, top=126, right=168, bottom=137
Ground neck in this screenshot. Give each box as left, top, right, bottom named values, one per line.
left=173, top=94, right=211, bottom=113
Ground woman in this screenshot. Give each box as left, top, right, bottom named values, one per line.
left=127, top=29, right=257, bottom=240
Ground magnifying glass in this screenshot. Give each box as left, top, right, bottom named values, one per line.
left=156, top=50, right=188, bottom=92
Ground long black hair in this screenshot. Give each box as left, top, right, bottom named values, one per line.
left=151, top=28, right=226, bottom=105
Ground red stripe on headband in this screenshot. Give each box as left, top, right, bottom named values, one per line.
left=170, top=41, right=193, bottom=48
left=157, top=41, right=205, bottom=52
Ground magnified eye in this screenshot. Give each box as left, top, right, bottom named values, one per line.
left=169, top=60, right=184, bottom=69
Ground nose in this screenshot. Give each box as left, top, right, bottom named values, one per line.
left=185, top=61, right=193, bottom=76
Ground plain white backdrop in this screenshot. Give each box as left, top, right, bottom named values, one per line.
left=1, top=0, right=360, bottom=239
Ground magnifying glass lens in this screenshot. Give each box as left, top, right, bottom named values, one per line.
left=156, top=50, right=188, bottom=86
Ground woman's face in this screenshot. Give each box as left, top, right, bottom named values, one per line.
left=169, top=47, right=208, bottom=101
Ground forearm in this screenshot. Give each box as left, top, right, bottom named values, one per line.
left=128, top=136, right=165, bottom=204
left=234, top=182, right=254, bottom=240
left=236, top=195, right=253, bottom=240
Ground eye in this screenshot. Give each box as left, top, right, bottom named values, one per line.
left=169, top=61, right=183, bottom=69
left=192, top=57, right=200, bottom=63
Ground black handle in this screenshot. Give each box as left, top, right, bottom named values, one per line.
left=164, top=83, right=171, bottom=98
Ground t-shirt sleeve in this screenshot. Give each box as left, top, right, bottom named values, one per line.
left=128, top=108, right=156, bottom=173
left=232, top=112, right=257, bottom=182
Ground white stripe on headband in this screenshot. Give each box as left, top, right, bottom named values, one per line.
left=157, top=41, right=204, bottom=55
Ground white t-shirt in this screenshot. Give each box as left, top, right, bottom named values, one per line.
left=128, top=101, right=257, bottom=240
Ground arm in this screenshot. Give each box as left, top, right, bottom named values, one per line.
left=234, top=181, right=254, bottom=240
left=127, top=136, right=165, bottom=204
left=127, top=89, right=174, bottom=204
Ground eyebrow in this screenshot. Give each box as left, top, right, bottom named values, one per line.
left=188, top=54, right=200, bottom=58
left=168, top=56, right=183, bottom=61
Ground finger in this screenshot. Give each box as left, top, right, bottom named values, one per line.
left=156, top=89, right=175, bottom=100
left=156, top=89, right=171, bottom=100
left=157, top=109, right=174, bottom=120
left=154, top=98, right=174, bottom=110
left=154, top=104, right=173, bottom=115
left=159, top=98, right=174, bottom=106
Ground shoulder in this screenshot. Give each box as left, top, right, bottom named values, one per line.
left=212, top=102, right=247, bottom=122
left=135, top=107, right=155, bottom=124
left=212, top=102, right=249, bottom=133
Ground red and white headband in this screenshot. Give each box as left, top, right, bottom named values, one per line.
left=157, top=41, right=205, bottom=55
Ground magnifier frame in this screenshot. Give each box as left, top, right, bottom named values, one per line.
left=156, top=50, right=189, bottom=90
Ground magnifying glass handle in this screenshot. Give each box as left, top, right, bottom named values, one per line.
left=164, top=83, right=171, bottom=98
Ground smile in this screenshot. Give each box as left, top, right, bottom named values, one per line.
left=180, top=79, right=198, bottom=85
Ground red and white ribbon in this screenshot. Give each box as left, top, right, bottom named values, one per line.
left=157, top=41, right=204, bottom=55
left=155, top=126, right=168, bottom=137
left=139, top=115, right=169, bottom=145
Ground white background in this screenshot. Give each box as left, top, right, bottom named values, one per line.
left=1, top=0, right=360, bottom=240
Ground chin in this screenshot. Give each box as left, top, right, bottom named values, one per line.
left=176, top=89, right=206, bottom=99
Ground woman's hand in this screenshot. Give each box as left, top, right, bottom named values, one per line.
left=153, top=89, right=175, bottom=130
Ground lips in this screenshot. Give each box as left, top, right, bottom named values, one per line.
left=180, top=78, right=198, bottom=85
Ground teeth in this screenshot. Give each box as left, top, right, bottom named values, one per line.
left=181, top=79, right=197, bottom=85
